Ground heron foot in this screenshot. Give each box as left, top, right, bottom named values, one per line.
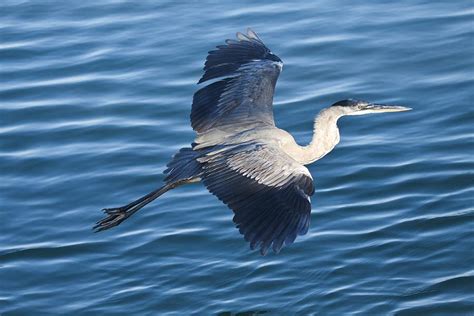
left=93, top=183, right=179, bottom=233
left=102, top=206, right=126, bottom=215
left=93, top=207, right=130, bottom=232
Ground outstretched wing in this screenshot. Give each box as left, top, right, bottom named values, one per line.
left=198, top=142, right=314, bottom=255
left=191, top=28, right=283, bottom=133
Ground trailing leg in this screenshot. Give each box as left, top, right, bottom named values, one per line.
left=93, top=180, right=185, bottom=232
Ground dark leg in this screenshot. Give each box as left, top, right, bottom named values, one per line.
left=93, top=181, right=184, bottom=232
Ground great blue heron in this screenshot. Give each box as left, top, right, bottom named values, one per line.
left=94, top=28, right=410, bottom=255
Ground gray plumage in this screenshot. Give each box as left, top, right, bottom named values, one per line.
left=95, top=28, right=411, bottom=255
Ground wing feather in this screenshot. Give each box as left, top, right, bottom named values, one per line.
left=191, top=28, right=283, bottom=134
left=199, top=142, right=314, bottom=255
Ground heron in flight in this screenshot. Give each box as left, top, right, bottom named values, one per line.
left=94, top=28, right=410, bottom=255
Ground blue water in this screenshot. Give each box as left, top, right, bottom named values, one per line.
left=1, top=1, right=473, bottom=315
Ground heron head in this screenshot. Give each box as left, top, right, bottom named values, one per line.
left=331, top=99, right=411, bottom=116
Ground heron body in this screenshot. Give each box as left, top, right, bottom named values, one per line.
left=95, top=28, right=410, bottom=255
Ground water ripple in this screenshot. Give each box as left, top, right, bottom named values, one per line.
left=1, top=0, right=473, bottom=314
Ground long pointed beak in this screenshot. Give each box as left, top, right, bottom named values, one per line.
left=366, top=103, right=412, bottom=113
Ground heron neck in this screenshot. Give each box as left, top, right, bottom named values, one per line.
left=300, top=107, right=342, bottom=165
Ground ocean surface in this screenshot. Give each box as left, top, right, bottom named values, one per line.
left=1, top=1, right=473, bottom=315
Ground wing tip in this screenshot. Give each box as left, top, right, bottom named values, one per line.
left=246, top=27, right=263, bottom=42
left=236, top=31, right=249, bottom=41
left=197, top=28, right=280, bottom=84
left=236, top=27, right=261, bottom=43
left=240, top=211, right=311, bottom=256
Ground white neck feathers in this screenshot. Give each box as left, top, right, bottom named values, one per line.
left=298, top=107, right=344, bottom=164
